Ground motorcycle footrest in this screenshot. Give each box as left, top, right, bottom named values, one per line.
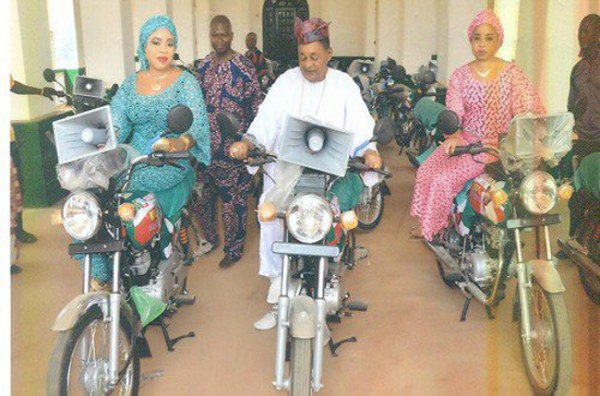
left=346, top=301, right=368, bottom=312
left=173, top=293, right=196, bottom=305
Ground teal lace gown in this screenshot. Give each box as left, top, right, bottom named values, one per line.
left=111, top=70, right=210, bottom=219
left=85, top=70, right=210, bottom=282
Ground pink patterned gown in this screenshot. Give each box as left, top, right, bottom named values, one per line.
left=410, top=62, right=545, bottom=240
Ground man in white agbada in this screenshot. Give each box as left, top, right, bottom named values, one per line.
left=230, top=16, right=382, bottom=330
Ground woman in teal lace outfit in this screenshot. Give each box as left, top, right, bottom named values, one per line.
left=87, top=16, right=210, bottom=285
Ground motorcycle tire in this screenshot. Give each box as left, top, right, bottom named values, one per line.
left=357, top=190, right=384, bottom=231
left=289, top=337, right=312, bottom=396
left=577, top=266, right=600, bottom=305
left=47, top=306, right=140, bottom=396
left=519, top=280, right=572, bottom=396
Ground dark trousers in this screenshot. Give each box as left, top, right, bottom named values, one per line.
left=195, top=165, right=252, bottom=259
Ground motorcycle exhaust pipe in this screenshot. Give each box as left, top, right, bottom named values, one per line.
left=346, top=301, right=368, bottom=312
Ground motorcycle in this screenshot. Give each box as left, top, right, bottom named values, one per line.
left=426, top=110, right=573, bottom=395
left=46, top=76, right=201, bottom=394
left=352, top=118, right=393, bottom=231
left=558, top=151, right=600, bottom=304
left=220, top=112, right=393, bottom=395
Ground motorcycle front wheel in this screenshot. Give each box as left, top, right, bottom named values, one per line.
left=356, top=189, right=384, bottom=231
left=47, top=306, right=140, bottom=396
left=519, top=280, right=572, bottom=395
left=289, top=337, right=312, bottom=396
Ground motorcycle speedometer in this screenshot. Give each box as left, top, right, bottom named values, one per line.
left=286, top=194, right=333, bottom=244
left=62, top=191, right=103, bottom=241
left=518, top=171, right=558, bottom=215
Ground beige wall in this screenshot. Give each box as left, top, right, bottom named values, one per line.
left=12, top=0, right=596, bottom=120
left=10, top=0, right=58, bottom=121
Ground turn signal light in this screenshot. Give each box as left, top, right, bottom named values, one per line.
left=50, top=209, right=63, bottom=226
left=558, top=183, right=574, bottom=201
left=257, top=202, right=277, bottom=222
left=118, top=203, right=136, bottom=222
left=340, top=210, right=358, bottom=231
left=492, top=190, right=508, bottom=206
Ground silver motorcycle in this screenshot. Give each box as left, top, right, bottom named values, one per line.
left=427, top=110, right=573, bottom=395
left=47, top=104, right=200, bottom=395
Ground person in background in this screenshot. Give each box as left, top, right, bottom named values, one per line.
left=567, top=13, right=599, bottom=157
left=230, top=17, right=382, bottom=330
left=410, top=9, right=545, bottom=241
left=245, top=32, right=268, bottom=80
left=10, top=75, right=58, bottom=247
left=195, top=15, right=262, bottom=269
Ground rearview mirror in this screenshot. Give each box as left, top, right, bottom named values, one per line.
left=216, top=112, right=241, bottom=138
left=43, top=68, right=56, bottom=83
left=373, top=117, right=395, bottom=146
left=436, top=110, right=460, bottom=135
left=391, top=65, right=407, bottom=81
left=167, top=105, right=193, bottom=134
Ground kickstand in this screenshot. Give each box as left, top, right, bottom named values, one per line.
left=328, top=336, right=357, bottom=357
left=157, top=317, right=195, bottom=352
left=460, top=296, right=472, bottom=322
left=485, top=306, right=495, bottom=320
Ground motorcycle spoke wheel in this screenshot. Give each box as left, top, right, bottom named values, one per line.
left=519, top=281, right=572, bottom=395
left=357, top=190, right=384, bottom=231
left=48, top=307, right=140, bottom=396
left=289, top=337, right=313, bottom=396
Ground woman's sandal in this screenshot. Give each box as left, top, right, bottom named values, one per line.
left=408, top=226, right=425, bottom=240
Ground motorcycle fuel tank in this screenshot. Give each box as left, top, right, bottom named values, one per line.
left=122, top=191, right=163, bottom=249
left=468, top=174, right=509, bottom=225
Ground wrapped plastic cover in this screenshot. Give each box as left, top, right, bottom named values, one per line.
left=57, top=145, right=139, bottom=191
left=131, top=286, right=167, bottom=328
left=499, top=112, right=574, bottom=174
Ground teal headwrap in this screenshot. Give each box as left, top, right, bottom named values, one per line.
left=137, top=15, right=178, bottom=71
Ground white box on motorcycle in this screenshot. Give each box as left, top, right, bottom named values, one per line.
left=500, top=112, right=574, bottom=173
left=279, top=115, right=354, bottom=177
left=52, top=105, right=117, bottom=164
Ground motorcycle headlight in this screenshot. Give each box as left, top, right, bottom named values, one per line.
left=62, top=191, right=103, bottom=241
left=286, top=194, right=333, bottom=244
left=519, top=171, right=558, bottom=215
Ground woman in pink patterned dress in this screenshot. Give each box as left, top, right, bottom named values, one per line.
left=411, top=9, right=545, bottom=241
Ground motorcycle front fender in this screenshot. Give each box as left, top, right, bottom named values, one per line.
left=529, top=259, right=566, bottom=293
left=51, top=291, right=134, bottom=331
left=289, top=295, right=316, bottom=339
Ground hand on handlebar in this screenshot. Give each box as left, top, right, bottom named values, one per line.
left=363, top=149, right=382, bottom=169
left=443, top=131, right=464, bottom=156
left=229, top=141, right=250, bottom=160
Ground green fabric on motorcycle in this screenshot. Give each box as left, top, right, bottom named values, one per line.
left=414, top=99, right=446, bottom=132
left=329, top=172, right=364, bottom=212
left=416, top=143, right=438, bottom=165
left=154, top=169, right=195, bottom=223
left=130, top=286, right=167, bottom=327
left=574, top=152, right=600, bottom=200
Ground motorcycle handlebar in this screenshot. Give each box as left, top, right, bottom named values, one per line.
left=348, top=157, right=390, bottom=176
left=449, top=143, right=486, bottom=157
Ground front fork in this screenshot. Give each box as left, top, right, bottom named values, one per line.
left=515, top=225, right=554, bottom=343
left=82, top=251, right=123, bottom=389
left=273, top=256, right=327, bottom=393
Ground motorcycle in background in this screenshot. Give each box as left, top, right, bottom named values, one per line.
left=558, top=151, right=600, bottom=304
left=426, top=110, right=573, bottom=395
